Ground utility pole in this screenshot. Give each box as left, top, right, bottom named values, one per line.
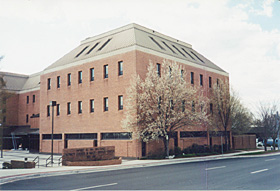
left=276, top=112, right=279, bottom=150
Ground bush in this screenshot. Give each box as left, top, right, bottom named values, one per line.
left=2, top=162, right=12, bottom=169
left=174, top=147, right=182, bottom=156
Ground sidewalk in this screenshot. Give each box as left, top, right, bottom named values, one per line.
left=0, top=149, right=278, bottom=185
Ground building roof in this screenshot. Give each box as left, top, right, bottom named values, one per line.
left=0, top=71, right=41, bottom=93
left=44, top=23, right=227, bottom=75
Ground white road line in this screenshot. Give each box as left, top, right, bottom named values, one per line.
left=71, top=183, right=118, bottom=191
left=251, top=169, right=268, bottom=174
left=265, top=158, right=276, bottom=161
left=205, top=166, right=226, bottom=171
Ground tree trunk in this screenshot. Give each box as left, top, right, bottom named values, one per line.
left=224, top=129, right=228, bottom=152
left=264, top=139, right=267, bottom=151
left=163, top=136, right=169, bottom=158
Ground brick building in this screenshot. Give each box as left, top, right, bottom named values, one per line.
left=1, top=23, right=230, bottom=157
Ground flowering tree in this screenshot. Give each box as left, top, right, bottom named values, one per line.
left=122, top=59, right=208, bottom=157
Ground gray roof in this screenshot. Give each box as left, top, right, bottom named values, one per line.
left=44, top=23, right=227, bottom=74
left=0, top=71, right=40, bottom=92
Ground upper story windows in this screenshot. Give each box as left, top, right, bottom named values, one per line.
left=90, top=99, right=94, bottom=113
left=90, top=68, right=94, bottom=81
left=104, top=65, right=108, bottom=79
left=57, top=76, right=61, bottom=88
left=78, top=71, right=82, bottom=84
left=57, top=104, right=60, bottom=116
left=118, top=61, right=123, bottom=76
left=104, top=97, right=108, bottom=111
left=190, top=72, right=194, bottom=85
left=27, top=96, right=29, bottom=104
left=67, top=102, right=71, bottom=115
left=68, top=73, right=71, bottom=86
left=118, top=95, right=123, bottom=110
left=156, top=63, right=161, bottom=77
left=33, top=95, right=35, bottom=103
left=209, top=77, right=212, bottom=88
left=78, top=101, right=82, bottom=114
left=47, top=78, right=51, bottom=90
left=200, top=74, right=203, bottom=86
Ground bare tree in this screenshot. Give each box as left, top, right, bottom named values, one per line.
left=122, top=59, right=208, bottom=158
left=231, top=99, right=254, bottom=135
left=211, top=80, right=239, bottom=151
left=257, top=102, right=278, bottom=151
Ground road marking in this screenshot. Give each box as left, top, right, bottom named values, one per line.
left=251, top=169, right=268, bottom=174
left=265, top=158, right=276, bottom=161
left=205, top=166, right=226, bottom=171
left=71, top=183, right=118, bottom=190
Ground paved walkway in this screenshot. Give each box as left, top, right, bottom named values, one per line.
left=0, top=149, right=279, bottom=185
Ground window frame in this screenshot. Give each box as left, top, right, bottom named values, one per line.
left=78, top=101, right=82, bottom=114
left=90, top=99, right=94, bottom=113
left=118, top=95, right=123, bottom=110
left=104, top=97, right=108, bottom=111
left=78, top=71, right=82, bottom=84
left=104, top=65, right=108, bottom=79
left=90, top=68, right=94, bottom=81
left=118, top=61, right=123, bottom=76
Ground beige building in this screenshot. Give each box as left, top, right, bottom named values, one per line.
left=2, top=24, right=229, bottom=157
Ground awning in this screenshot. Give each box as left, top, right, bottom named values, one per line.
left=11, top=126, right=39, bottom=136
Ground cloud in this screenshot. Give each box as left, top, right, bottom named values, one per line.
left=249, top=0, right=274, bottom=17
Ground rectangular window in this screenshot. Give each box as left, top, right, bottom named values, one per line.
left=191, top=72, right=194, bottom=84
left=104, top=97, right=108, bottom=111
left=200, top=74, right=203, bottom=86
left=156, top=63, right=161, bottom=77
left=180, top=131, right=207, bottom=138
left=27, top=96, right=29, bottom=104
left=47, top=78, right=51, bottom=90
left=33, top=95, right=35, bottom=103
left=67, top=73, right=71, bottom=86
left=67, top=102, right=71, bottom=115
left=87, top=42, right=100, bottom=54
left=90, top=99, right=94, bottom=113
left=181, top=70, right=184, bottom=78
left=118, top=95, right=123, bottom=110
left=78, top=101, right=82, bottom=114
left=98, top=38, right=112, bottom=51
left=57, top=76, right=60, bottom=88
left=78, top=71, right=82, bottom=84
left=57, top=104, right=60, bottom=116
left=192, top=101, right=195, bottom=112
left=209, top=77, right=212, bottom=88
left=149, top=37, right=165, bottom=50
left=210, top=103, right=213, bottom=114
left=90, top=68, right=94, bottom=81
left=42, top=134, right=62, bottom=140
left=118, top=61, right=123, bottom=76
left=65, top=133, right=97, bottom=140
left=75, top=46, right=89, bottom=58
left=104, top=65, right=108, bottom=79
left=101, top=132, right=132, bottom=140
left=26, top=114, right=29, bottom=123
left=47, top=105, right=50, bottom=117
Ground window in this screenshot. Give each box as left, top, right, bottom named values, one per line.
left=162, top=41, right=176, bottom=54
left=180, top=131, right=207, bottom=138
left=104, top=65, right=108, bottom=79
left=118, top=95, right=123, bottom=110
left=182, top=48, right=195, bottom=60
left=57, top=104, right=60, bottom=116
left=172, top=45, right=186, bottom=57
left=78, top=71, right=82, bottom=84
left=101, top=132, right=132, bottom=140
left=210, top=103, right=213, bottom=114
left=67, top=102, right=71, bottom=115
left=78, top=101, right=82, bottom=114
left=149, top=37, right=165, bottom=50
left=67, top=73, right=71, bottom=86
left=33, top=95, right=35, bottom=103
left=75, top=46, right=89, bottom=58
left=90, top=99, right=94, bottom=113
left=47, top=105, right=50, bottom=117
left=47, top=78, right=51, bottom=90
left=217, top=78, right=219, bottom=86
left=191, top=72, right=194, bottom=84
left=192, top=101, right=195, bottom=112
left=26, top=114, right=29, bottom=123
left=156, top=63, right=161, bottom=77
left=98, top=38, right=112, bottom=51
left=90, top=68, right=94, bottom=81
left=209, top=77, right=212, bottom=88
left=87, top=42, right=100, bottom=54
left=181, top=70, right=184, bottom=78
left=191, top=51, right=204, bottom=63
left=57, top=76, right=60, bottom=88
left=200, top=74, right=203, bottom=86
left=65, top=133, right=97, bottom=140
left=104, top=97, right=108, bottom=111
left=42, top=134, right=62, bottom=140
left=118, top=61, right=123, bottom=76
left=27, top=96, right=29, bottom=104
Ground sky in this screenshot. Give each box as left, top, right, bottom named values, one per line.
left=0, top=0, right=279, bottom=115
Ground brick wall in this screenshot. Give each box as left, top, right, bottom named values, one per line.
left=233, top=135, right=256, bottom=150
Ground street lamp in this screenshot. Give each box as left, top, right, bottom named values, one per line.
left=0, top=123, right=3, bottom=158
left=50, top=101, right=57, bottom=166
left=276, top=112, right=279, bottom=150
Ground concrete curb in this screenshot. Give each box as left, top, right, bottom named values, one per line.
left=1, top=150, right=279, bottom=185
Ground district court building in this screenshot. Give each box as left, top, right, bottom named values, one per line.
left=1, top=24, right=230, bottom=157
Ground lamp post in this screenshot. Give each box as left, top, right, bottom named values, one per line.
left=0, top=123, right=3, bottom=158
left=50, top=101, right=56, bottom=166
left=276, top=112, right=279, bottom=150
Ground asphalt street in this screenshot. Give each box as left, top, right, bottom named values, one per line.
left=1, top=154, right=280, bottom=190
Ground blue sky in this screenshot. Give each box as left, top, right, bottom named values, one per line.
left=0, top=0, right=279, bottom=115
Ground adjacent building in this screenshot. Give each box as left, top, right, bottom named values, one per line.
left=1, top=23, right=230, bottom=158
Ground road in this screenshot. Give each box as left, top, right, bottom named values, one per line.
left=1, top=154, right=280, bottom=190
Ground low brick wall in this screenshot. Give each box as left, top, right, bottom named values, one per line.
left=11, top=160, right=35, bottom=169
left=62, top=146, right=122, bottom=166
left=233, top=135, right=256, bottom=149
